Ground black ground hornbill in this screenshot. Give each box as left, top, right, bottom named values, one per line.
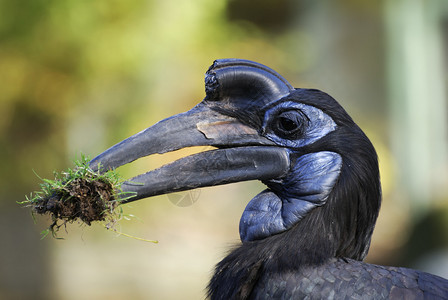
left=90, top=59, right=448, bottom=299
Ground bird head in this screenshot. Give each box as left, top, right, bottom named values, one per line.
left=90, top=59, right=381, bottom=261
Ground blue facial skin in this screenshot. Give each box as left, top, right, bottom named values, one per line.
left=239, top=102, right=341, bottom=242
left=239, top=151, right=342, bottom=242
left=263, top=102, right=337, bottom=149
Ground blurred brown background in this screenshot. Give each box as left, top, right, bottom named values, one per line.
left=1, top=0, right=448, bottom=299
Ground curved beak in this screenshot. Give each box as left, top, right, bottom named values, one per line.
left=90, top=104, right=290, bottom=203
left=89, top=59, right=295, bottom=203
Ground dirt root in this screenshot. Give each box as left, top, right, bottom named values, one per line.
left=34, top=178, right=118, bottom=231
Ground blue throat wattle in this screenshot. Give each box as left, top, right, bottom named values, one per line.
left=239, top=151, right=342, bottom=242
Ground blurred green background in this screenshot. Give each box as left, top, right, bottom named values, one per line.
left=1, top=0, right=448, bottom=299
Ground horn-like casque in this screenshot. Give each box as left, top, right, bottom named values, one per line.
left=205, top=59, right=293, bottom=106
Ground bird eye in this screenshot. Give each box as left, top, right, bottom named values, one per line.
left=273, top=110, right=306, bottom=139
left=279, top=116, right=298, bottom=131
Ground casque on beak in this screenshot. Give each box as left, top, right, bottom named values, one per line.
left=89, top=59, right=294, bottom=203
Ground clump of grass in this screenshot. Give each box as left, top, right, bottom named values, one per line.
left=22, top=155, right=134, bottom=239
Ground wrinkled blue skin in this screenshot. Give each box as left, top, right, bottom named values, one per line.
left=240, top=103, right=342, bottom=242
left=263, top=101, right=337, bottom=148
left=240, top=151, right=342, bottom=242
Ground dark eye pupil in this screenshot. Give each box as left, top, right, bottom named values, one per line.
left=271, top=109, right=306, bottom=139
left=279, top=117, right=297, bottom=132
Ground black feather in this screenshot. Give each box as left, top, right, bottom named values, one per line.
left=207, top=89, right=447, bottom=299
